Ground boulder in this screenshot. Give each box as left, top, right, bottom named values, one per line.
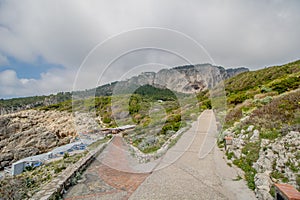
left=254, top=172, right=273, bottom=200
left=247, top=125, right=254, bottom=132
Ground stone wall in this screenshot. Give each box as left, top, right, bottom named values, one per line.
left=30, top=142, right=108, bottom=200
left=128, top=125, right=190, bottom=163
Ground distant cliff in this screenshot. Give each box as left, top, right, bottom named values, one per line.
left=112, top=64, right=248, bottom=94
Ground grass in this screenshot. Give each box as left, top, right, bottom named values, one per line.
left=0, top=151, right=87, bottom=199
left=259, top=130, right=280, bottom=140
left=87, top=136, right=111, bottom=150
left=232, top=141, right=260, bottom=190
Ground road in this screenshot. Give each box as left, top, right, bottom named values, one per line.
left=64, top=110, right=256, bottom=200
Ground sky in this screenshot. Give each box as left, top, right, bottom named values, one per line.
left=0, top=0, right=299, bottom=99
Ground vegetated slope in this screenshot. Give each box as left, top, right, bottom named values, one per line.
left=0, top=92, right=72, bottom=115
left=222, top=60, right=300, bottom=199
left=225, top=60, right=300, bottom=107
left=40, top=84, right=211, bottom=153
left=0, top=64, right=247, bottom=115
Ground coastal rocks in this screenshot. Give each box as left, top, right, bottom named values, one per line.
left=0, top=110, right=79, bottom=170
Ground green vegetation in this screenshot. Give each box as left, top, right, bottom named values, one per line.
left=225, top=60, right=300, bottom=95
left=0, top=152, right=87, bottom=199
left=133, top=84, right=180, bottom=101
left=296, top=175, right=300, bottom=189
left=233, top=142, right=260, bottom=190
left=87, top=136, right=111, bottom=150
left=39, top=84, right=208, bottom=154
left=224, top=60, right=300, bottom=191
left=0, top=92, right=72, bottom=111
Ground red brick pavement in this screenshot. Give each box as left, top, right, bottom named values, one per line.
left=64, top=136, right=150, bottom=200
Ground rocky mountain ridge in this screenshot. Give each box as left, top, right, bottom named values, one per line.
left=118, top=64, right=248, bottom=94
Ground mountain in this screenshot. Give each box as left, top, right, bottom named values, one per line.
left=0, top=64, right=248, bottom=114
left=108, top=64, right=248, bottom=94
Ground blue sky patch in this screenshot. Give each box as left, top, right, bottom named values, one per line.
left=1, top=56, right=64, bottom=79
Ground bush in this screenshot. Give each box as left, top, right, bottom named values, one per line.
left=296, top=175, right=300, bottom=190
left=226, top=151, right=234, bottom=160
left=63, top=152, right=70, bottom=159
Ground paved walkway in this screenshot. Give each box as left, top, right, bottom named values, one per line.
left=129, top=110, right=256, bottom=200
left=64, top=136, right=150, bottom=200
left=64, top=110, right=256, bottom=200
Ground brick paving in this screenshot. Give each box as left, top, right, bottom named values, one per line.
left=64, top=136, right=150, bottom=200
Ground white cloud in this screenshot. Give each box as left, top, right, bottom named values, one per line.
left=0, top=69, right=75, bottom=98
left=0, top=0, right=300, bottom=98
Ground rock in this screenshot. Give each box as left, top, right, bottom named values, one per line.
left=0, top=161, right=10, bottom=168
left=247, top=125, right=254, bottom=132
left=14, top=147, right=40, bottom=161
left=254, top=172, right=273, bottom=200
left=0, top=109, right=82, bottom=170
left=240, top=116, right=250, bottom=123
left=232, top=149, right=242, bottom=159
left=0, top=153, right=14, bottom=161
left=250, top=129, right=260, bottom=141
left=254, top=149, right=275, bottom=172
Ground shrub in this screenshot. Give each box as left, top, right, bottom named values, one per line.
left=296, top=175, right=300, bottom=190
left=63, top=152, right=70, bottom=159
left=226, top=151, right=234, bottom=160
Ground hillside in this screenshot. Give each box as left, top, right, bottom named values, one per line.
left=0, top=64, right=247, bottom=115
left=0, top=60, right=299, bottom=199
left=221, top=60, right=300, bottom=199
left=0, top=84, right=210, bottom=170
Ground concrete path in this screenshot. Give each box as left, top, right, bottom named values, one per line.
left=64, top=110, right=256, bottom=200
left=129, top=110, right=256, bottom=200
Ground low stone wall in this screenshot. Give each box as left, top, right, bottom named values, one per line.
left=128, top=125, right=191, bottom=163
left=30, top=142, right=108, bottom=200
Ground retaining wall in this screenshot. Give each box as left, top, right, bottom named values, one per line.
left=30, top=142, right=108, bottom=200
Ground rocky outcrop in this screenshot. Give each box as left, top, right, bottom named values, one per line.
left=114, top=64, right=248, bottom=94
left=223, top=127, right=300, bottom=199
left=0, top=110, right=78, bottom=170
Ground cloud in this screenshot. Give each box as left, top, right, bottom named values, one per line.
left=0, top=69, right=75, bottom=98
left=0, top=0, right=300, bottom=98
left=0, top=53, right=8, bottom=66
